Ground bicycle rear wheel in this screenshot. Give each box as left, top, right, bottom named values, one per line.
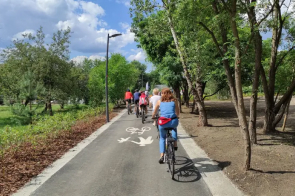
left=136, top=106, right=139, bottom=118
left=167, top=142, right=175, bottom=179
left=142, top=109, right=145, bottom=124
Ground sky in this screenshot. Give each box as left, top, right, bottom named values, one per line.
left=0, top=0, right=152, bottom=71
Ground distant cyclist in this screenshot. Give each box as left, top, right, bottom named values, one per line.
left=133, top=89, right=141, bottom=114
left=125, top=89, right=133, bottom=111
left=139, top=90, right=148, bottom=116
left=149, top=88, right=161, bottom=126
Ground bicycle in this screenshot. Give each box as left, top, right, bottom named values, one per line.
left=164, top=127, right=176, bottom=180
left=152, top=116, right=177, bottom=180
left=127, top=100, right=132, bottom=115
left=140, top=105, right=146, bottom=123
left=135, top=103, right=139, bottom=118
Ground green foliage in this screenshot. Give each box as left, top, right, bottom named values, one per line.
left=88, top=54, right=140, bottom=106
left=0, top=105, right=113, bottom=155
left=129, top=60, right=149, bottom=91
left=0, top=26, right=76, bottom=117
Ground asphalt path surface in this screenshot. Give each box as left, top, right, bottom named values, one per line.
left=31, top=109, right=212, bottom=196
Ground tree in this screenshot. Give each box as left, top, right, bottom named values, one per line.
left=131, top=0, right=209, bottom=126
left=88, top=54, right=140, bottom=106
left=130, top=60, right=149, bottom=91
left=147, top=69, right=161, bottom=89
left=0, top=27, right=74, bottom=116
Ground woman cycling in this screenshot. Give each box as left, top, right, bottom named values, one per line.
left=139, top=90, right=148, bottom=115
left=151, top=88, right=179, bottom=164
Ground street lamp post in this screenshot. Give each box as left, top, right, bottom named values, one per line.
left=105, top=33, right=122, bottom=122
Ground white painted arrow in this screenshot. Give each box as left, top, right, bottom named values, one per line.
left=131, top=136, right=153, bottom=146
left=118, top=137, right=130, bottom=143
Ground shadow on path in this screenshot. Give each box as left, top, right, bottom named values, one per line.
left=173, top=156, right=201, bottom=183
left=172, top=156, right=231, bottom=183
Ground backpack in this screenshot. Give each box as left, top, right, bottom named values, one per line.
left=139, top=96, right=147, bottom=105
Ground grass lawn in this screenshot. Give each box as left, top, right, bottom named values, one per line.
left=0, top=104, right=88, bottom=129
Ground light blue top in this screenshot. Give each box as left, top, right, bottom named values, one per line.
left=159, top=102, right=177, bottom=119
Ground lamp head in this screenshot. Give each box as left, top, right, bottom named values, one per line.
left=110, top=33, right=122, bottom=38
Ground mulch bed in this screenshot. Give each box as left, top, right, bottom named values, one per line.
left=180, top=99, right=295, bottom=196
left=0, top=110, right=122, bottom=196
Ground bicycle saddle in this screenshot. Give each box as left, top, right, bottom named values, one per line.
left=164, top=128, right=174, bottom=131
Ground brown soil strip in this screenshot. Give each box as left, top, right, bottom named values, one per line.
left=0, top=109, right=122, bottom=196
left=180, top=99, right=295, bottom=196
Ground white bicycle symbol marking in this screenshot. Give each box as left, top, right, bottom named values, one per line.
left=126, top=127, right=151, bottom=135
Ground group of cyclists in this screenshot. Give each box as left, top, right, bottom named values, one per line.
left=125, top=88, right=180, bottom=164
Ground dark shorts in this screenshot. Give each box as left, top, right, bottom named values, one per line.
left=125, top=99, right=131, bottom=103
left=140, top=104, right=147, bottom=109
left=134, top=99, right=139, bottom=104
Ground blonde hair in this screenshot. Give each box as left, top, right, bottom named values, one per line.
left=153, top=88, right=159, bottom=95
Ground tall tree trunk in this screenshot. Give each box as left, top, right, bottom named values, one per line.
left=230, top=0, right=251, bottom=170
left=281, top=66, right=295, bottom=131
left=47, top=100, right=53, bottom=116
left=191, top=99, right=196, bottom=113
left=60, top=102, right=64, bottom=109
left=44, top=103, right=48, bottom=112
left=164, top=6, right=208, bottom=126
left=48, top=101, right=53, bottom=116
left=24, top=99, right=30, bottom=107
left=249, top=65, right=260, bottom=145
left=182, top=80, right=189, bottom=108
left=263, top=2, right=284, bottom=133
left=247, top=0, right=263, bottom=145
left=281, top=97, right=291, bottom=132
left=212, top=1, right=239, bottom=113
left=196, top=81, right=206, bottom=100
left=174, top=87, right=182, bottom=113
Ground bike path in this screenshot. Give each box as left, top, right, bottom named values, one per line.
left=30, top=110, right=212, bottom=196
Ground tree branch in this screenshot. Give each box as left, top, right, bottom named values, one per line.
left=203, top=85, right=226, bottom=100
left=198, top=22, right=224, bottom=57
left=220, top=0, right=232, bottom=13
left=274, top=89, right=281, bottom=104
left=274, top=79, right=295, bottom=113
left=275, top=46, right=295, bottom=71
left=243, top=32, right=254, bottom=54
left=257, top=2, right=275, bottom=26
left=273, top=100, right=288, bottom=128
